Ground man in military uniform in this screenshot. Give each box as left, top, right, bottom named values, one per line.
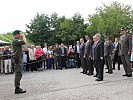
left=120, top=27, right=132, bottom=77
left=12, top=30, right=27, bottom=94
left=104, top=36, right=114, bottom=74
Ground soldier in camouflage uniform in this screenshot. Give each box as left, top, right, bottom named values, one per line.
left=12, top=30, right=27, bottom=94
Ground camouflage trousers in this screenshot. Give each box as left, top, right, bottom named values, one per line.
left=14, top=57, right=22, bottom=88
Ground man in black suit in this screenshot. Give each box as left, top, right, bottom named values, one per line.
left=92, top=34, right=104, bottom=81
left=84, top=35, right=93, bottom=76
left=59, top=43, right=67, bottom=70
left=113, top=38, right=121, bottom=70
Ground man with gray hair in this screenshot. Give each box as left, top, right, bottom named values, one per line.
left=92, top=33, right=104, bottom=81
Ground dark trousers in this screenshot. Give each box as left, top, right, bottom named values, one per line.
left=95, top=60, right=104, bottom=80
left=29, top=60, right=36, bottom=71
left=54, top=56, right=59, bottom=69
left=47, top=58, right=52, bottom=69
left=60, top=56, right=67, bottom=69
left=75, top=53, right=81, bottom=68
left=47, top=58, right=54, bottom=69
left=84, top=58, right=93, bottom=74
left=113, top=55, right=121, bottom=69
left=26, top=60, right=30, bottom=72
left=22, top=62, right=26, bottom=72
left=36, top=57, right=42, bottom=69
left=88, top=59, right=94, bottom=74
left=43, top=59, right=46, bottom=69
left=121, top=55, right=132, bottom=75
left=105, top=56, right=113, bottom=73
left=14, top=57, right=22, bottom=88
left=81, top=58, right=86, bottom=72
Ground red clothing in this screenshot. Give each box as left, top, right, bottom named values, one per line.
left=36, top=49, right=44, bottom=59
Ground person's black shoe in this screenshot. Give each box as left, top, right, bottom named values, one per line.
left=9, top=72, right=14, bottom=74
left=80, top=71, right=84, bottom=73
left=106, top=71, right=109, bottom=73
left=122, top=74, right=127, bottom=76
left=127, top=74, right=132, bottom=77
left=83, top=72, right=87, bottom=74
left=95, top=78, right=103, bottom=81
left=112, top=68, right=115, bottom=70
left=88, top=73, right=94, bottom=76
left=15, top=88, right=26, bottom=94
left=85, top=73, right=90, bottom=75
left=93, top=75, right=98, bottom=77
left=109, top=72, right=113, bottom=74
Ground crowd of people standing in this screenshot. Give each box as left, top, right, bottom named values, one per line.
left=0, top=27, right=133, bottom=82
left=79, top=27, right=133, bottom=81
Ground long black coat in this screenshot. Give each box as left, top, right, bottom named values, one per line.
left=92, top=41, right=104, bottom=61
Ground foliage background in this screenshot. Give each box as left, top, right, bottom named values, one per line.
left=1, top=1, right=133, bottom=46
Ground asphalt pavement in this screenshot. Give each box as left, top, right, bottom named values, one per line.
left=0, top=66, right=133, bottom=100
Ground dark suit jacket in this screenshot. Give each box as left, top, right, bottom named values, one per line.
left=120, top=34, right=132, bottom=55
left=79, top=43, right=85, bottom=60
left=104, top=41, right=114, bottom=56
left=59, top=47, right=67, bottom=56
left=84, top=40, right=92, bottom=58
left=92, top=41, right=104, bottom=61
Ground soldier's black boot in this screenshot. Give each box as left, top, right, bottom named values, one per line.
left=15, top=87, right=26, bottom=94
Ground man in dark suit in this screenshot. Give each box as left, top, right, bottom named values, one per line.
left=113, top=38, right=121, bottom=70
left=104, top=36, right=114, bottom=74
left=79, top=38, right=85, bottom=73
left=119, top=27, right=132, bottom=77
left=84, top=35, right=93, bottom=76
left=74, top=41, right=81, bottom=68
left=92, top=34, right=104, bottom=81
left=59, top=43, right=67, bottom=70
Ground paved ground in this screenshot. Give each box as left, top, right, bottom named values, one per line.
left=0, top=66, right=133, bottom=100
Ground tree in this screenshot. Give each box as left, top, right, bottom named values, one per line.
left=86, top=1, right=133, bottom=40
left=48, top=12, right=62, bottom=45
left=0, top=32, right=13, bottom=42
left=26, top=13, right=51, bottom=46
left=72, top=13, right=86, bottom=41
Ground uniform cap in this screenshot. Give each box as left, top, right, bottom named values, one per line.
left=13, top=30, right=21, bottom=35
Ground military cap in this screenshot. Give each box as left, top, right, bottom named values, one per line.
left=13, top=30, right=21, bottom=35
